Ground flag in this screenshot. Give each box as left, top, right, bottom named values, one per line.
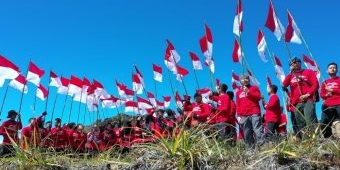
left=232, top=38, right=242, bottom=63
left=0, top=79, right=4, bottom=87
left=274, top=56, right=285, bottom=83
left=233, top=0, right=243, bottom=36
left=232, top=70, right=240, bottom=84
left=266, top=75, right=272, bottom=92
left=285, top=11, right=302, bottom=44
left=216, top=78, right=220, bottom=86
left=36, top=84, right=48, bottom=101
left=152, top=64, right=163, bottom=82
left=163, top=96, right=171, bottom=108
left=175, top=91, right=183, bottom=109
left=137, top=97, right=153, bottom=109
left=232, top=81, right=239, bottom=94
left=57, top=77, right=70, bottom=95
left=175, top=65, right=189, bottom=82
left=257, top=29, right=268, bottom=62
left=93, top=79, right=108, bottom=98
left=302, top=54, right=320, bottom=79
left=82, top=77, right=91, bottom=93
left=49, top=71, right=61, bottom=87
left=115, top=80, right=134, bottom=100
left=73, top=77, right=91, bottom=103
left=86, top=85, right=98, bottom=112
left=247, top=69, right=260, bottom=86
left=26, top=61, right=45, bottom=86
left=132, top=74, right=143, bottom=94
left=0, top=55, right=20, bottom=80
left=199, top=24, right=214, bottom=73
left=164, top=39, right=180, bottom=73
left=134, top=65, right=144, bottom=85
left=189, top=51, right=203, bottom=70
left=101, top=95, right=122, bottom=109
left=9, top=74, right=28, bottom=93
left=147, top=92, right=156, bottom=106
left=125, top=101, right=139, bottom=114
left=68, top=75, right=83, bottom=96
left=265, top=0, right=285, bottom=41
left=156, top=100, right=164, bottom=109
left=196, top=88, right=211, bottom=98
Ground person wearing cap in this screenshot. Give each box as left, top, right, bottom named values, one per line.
left=282, top=57, right=319, bottom=139
left=21, top=111, right=47, bottom=150
left=0, top=110, right=22, bottom=157
left=50, top=118, right=68, bottom=151
left=208, top=83, right=232, bottom=140
left=236, top=75, right=264, bottom=148
left=262, top=84, right=281, bottom=136
left=320, top=62, right=340, bottom=138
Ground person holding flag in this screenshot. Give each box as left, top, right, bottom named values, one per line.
left=0, top=110, right=22, bottom=157
left=21, top=111, right=47, bottom=150
left=282, top=57, right=319, bottom=139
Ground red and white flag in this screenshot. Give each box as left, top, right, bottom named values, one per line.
left=26, top=61, right=45, bottom=86
left=49, top=71, right=61, bottom=87
left=82, top=77, right=91, bottom=93
left=152, top=64, right=163, bottom=82
left=9, top=74, right=28, bottom=93
left=266, top=75, right=272, bottom=92
left=274, top=56, right=286, bottom=83
left=68, top=75, right=83, bottom=96
left=57, top=77, right=70, bottom=95
left=196, top=87, right=211, bottom=98
left=265, top=0, right=285, bottom=41
left=36, top=84, right=48, bottom=101
left=134, top=65, right=144, bottom=85
left=163, top=96, right=171, bottom=108
left=257, top=29, right=268, bottom=62
left=164, top=40, right=180, bottom=73
left=0, top=55, right=20, bottom=80
left=247, top=69, right=260, bottom=86
left=73, top=77, right=91, bottom=103
left=232, top=70, right=241, bottom=85
left=303, top=54, right=320, bottom=79
left=93, top=79, right=107, bottom=98
left=86, top=85, right=98, bottom=112
left=175, top=65, right=189, bottom=82
left=232, top=81, right=240, bottom=94
left=189, top=51, right=203, bottom=70
left=137, top=97, right=153, bottom=109
left=232, top=38, right=243, bottom=63
left=285, top=11, right=302, bottom=44
left=125, top=101, right=139, bottom=114
left=233, top=0, right=243, bottom=36
left=147, top=92, right=157, bottom=107
left=116, top=80, right=134, bottom=101
left=156, top=100, right=164, bottom=109
left=132, top=74, right=143, bottom=94
left=199, top=24, right=214, bottom=73
left=175, top=91, right=183, bottom=109
left=101, top=95, right=123, bottom=109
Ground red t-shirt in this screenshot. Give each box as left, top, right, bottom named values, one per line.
left=320, top=77, right=340, bottom=107
left=50, top=127, right=68, bottom=148
left=236, top=85, right=262, bottom=116
left=69, top=130, right=87, bottom=151
left=265, top=94, right=281, bottom=123
left=209, top=93, right=231, bottom=123
left=277, top=113, right=287, bottom=134
left=0, top=119, right=22, bottom=145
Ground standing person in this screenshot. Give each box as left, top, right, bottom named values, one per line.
left=236, top=75, right=264, bottom=148
left=263, top=85, right=281, bottom=136
left=50, top=118, right=68, bottom=152
left=282, top=57, right=319, bottom=139
left=183, top=93, right=211, bottom=126
left=277, top=107, right=288, bottom=136
left=208, top=84, right=232, bottom=140
left=320, top=62, right=340, bottom=138
left=227, top=91, right=237, bottom=140
left=0, top=110, right=22, bottom=157
left=21, top=111, right=47, bottom=150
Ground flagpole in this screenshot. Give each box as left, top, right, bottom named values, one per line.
left=50, top=93, right=59, bottom=123
left=76, top=91, right=84, bottom=124
left=60, top=84, right=70, bottom=121
left=0, top=84, right=9, bottom=120
left=169, top=50, right=189, bottom=96
left=203, top=23, right=215, bottom=90
left=18, top=60, right=30, bottom=114
left=235, top=0, right=246, bottom=77
left=83, top=96, right=88, bottom=124
left=68, top=98, right=74, bottom=123
left=44, top=71, right=52, bottom=111
left=193, top=68, right=200, bottom=90
left=133, top=64, right=156, bottom=110
left=153, top=79, right=158, bottom=100
left=167, top=68, right=180, bottom=109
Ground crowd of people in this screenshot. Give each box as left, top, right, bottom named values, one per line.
left=0, top=58, right=339, bottom=157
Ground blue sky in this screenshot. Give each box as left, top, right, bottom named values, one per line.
left=0, top=0, right=339, bottom=130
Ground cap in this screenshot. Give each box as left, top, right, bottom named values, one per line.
left=290, top=57, right=301, bottom=65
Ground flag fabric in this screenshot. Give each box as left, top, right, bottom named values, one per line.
left=68, top=75, right=83, bottom=96
left=132, top=74, right=143, bottom=94
left=216, top=78, right=220, bottom=87
left=257, top=29, right=268, bottom=62
left=49, top=71, right=61, bottom=87
left=0, top=55, right=20, bottom=80
left=175, top=91, right=183, bottom=109
left=164, top=40, right=180, bottom=73
left=137, top=97, right=153, bottom=109
left=199, top=24, right=214, bottom=73
left=93, top=79, right=107, bottom=98
left=9, top=74, right=28, bottom=94
left=175, top=65, right=189, bottom=82
left=265, top=0, right=285, bottom=41
left=232, top=70, right=241, bottom=85
left=101, top=95, right=122, bottom=109
left=26, top=61, right=45, bottom=86
left=302, top=54, right=320, bottom=79
left=134, top=65, right=144, bottom=85
left=232, top=81, right=240, bottom=94
left=156, top=100, right=164, bottom=109
left=73, top=77, right=91, bottom=103
left=196, top=88, right=211, bottom=98
left=274, top=56, right=286, bottom=83
left=57, top=77, right=70, bottom=95
left=86, top=86, right=98, bottom=112
left=0, top=79, right=4, bottom=87
left=232, top=38, right=242, bottom=63
left=125, top=101, right=139, bottom=114
left=266, top=75, right=272, bottom=92
left=285, top=11, right=302, bottom=44
left=115, top=80, right=134, bottom=101
left=36, top=84, right=48, bottom=101
left=189, top=52, right=203, bottom=70
left=152, top=64, right=163, bottom=82
left=147, top=92, right=157, bottom=106
left=233, top=0, right=243, bottom=36
left=163, top=96, right=171, bottom=108
left=247, top=69, right=260, bottom=86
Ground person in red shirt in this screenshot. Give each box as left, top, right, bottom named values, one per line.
left=50, top=118, right=68, bottom=152
left=0, top=110, right=22, bottom=157
left=282, top=57, right=319, bottom=139
left=21, top=112, right=46, bottom=150
left=69, top=124, right=87, bottom=153
left=236, top=75, right=264, bottom=148
left=227, top=91, right=237, bottom=140
left=102, top=123, right=116, bottom=150
left=40, top=121, right=52, bottom=149
left=208, top=84, right=232, bottom=140
left=86, top=125, right=104, bottom=156
left=320, top=62, right=340, bottom=138
left=277, top=110, right=288, bottom=136
left=263, top=85, right=281, bottom=135
left=183, top=93, right=211, bottom=127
